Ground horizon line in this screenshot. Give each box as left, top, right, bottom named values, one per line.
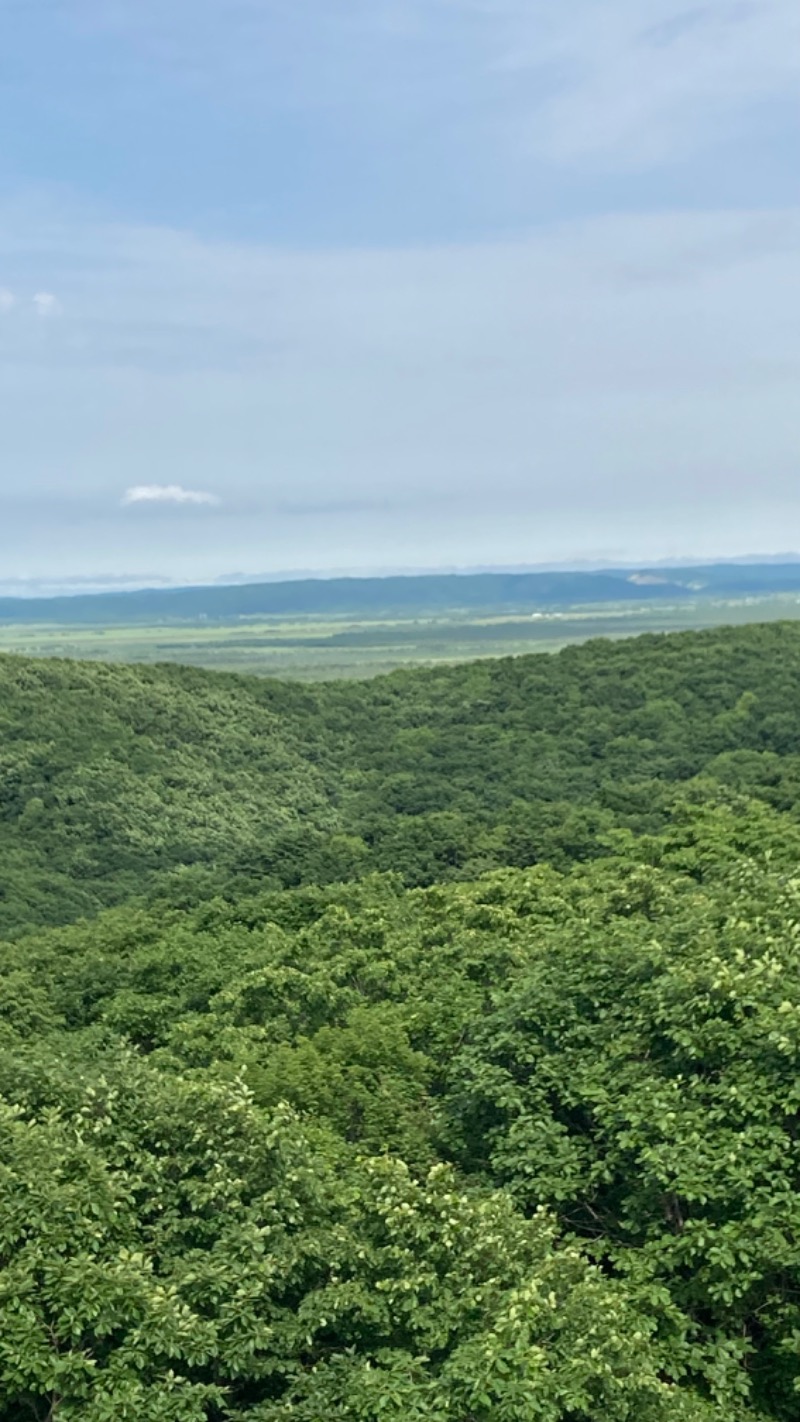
left=3, top=552, right=800, bottom=601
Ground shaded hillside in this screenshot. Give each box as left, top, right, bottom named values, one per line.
left=3, top=621, right=800, bottom=934
left=0, top=657, right=338, bottom=932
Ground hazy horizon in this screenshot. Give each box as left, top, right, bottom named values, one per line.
left=4, top=550, right=800, bottom=601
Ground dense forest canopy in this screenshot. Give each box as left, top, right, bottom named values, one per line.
left=3, top=623, right=800, bottom=1418
left=2, top=622, right=800, bottom=935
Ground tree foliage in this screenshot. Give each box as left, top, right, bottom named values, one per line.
left=2, top=628, right=800, bottom=1415
left=3, top=623, right=800, bottom=934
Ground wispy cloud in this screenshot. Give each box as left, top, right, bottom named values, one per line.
left=44, top=1, right=800, bottom=173
left=33, top=291, right=61, bottom=317
left=122, top=484, right=221, bottom=507
left=0, top=198, right=795, bottom=577
left=498, top=0, right=800, bottom=166
left=0, top=289, right=14, bottom=313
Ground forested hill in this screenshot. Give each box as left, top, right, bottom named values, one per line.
left=6, top=623, right=800, bottom=1417
left=2, top=620, right=800, bottom=936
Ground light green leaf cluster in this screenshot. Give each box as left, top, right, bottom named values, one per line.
left=0, top=1066, right=717, bottom=1421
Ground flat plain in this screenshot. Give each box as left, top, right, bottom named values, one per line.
left=1, top=591, right=800, bottom=678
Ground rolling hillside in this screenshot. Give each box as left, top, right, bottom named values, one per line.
left=4, top=624, right=800, bottom=1416
left=2, top=620, right=800, bottom=935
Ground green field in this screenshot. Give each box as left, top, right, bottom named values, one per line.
left=1, top=590, right=800, bottom=677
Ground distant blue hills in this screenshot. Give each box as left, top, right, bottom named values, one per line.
left=2, top=562, right=800, bottom=625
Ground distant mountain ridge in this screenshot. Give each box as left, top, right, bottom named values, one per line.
left=2, top=561, right=800, bottom=624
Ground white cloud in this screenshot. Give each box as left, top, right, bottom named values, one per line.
left=33, top=291, right=61, bottom=317
left=0, top=289, right=14, bottom=312
left=122, top=484, right=222, bottom=507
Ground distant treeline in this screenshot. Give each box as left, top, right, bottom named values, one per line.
left=4, top=560, right=800, bottom=623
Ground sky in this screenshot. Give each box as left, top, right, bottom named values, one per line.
left=1, top=1, right=799, bottom=591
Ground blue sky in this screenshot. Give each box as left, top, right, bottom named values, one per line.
left=1, top=1, right=799, bottom=589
